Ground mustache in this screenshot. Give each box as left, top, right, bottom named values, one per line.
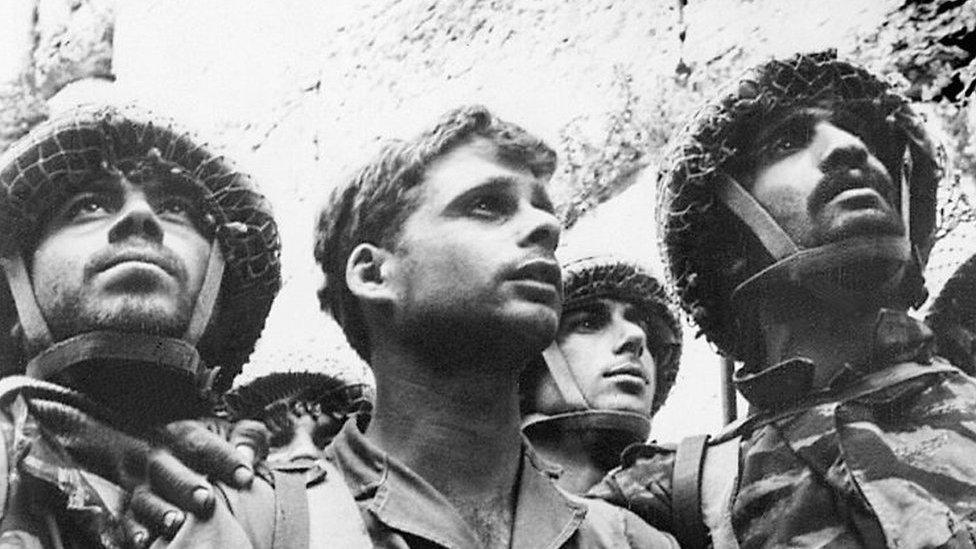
left=808, top=165, right=895, bottom=214
left=84, top=245, right=186, bottom=281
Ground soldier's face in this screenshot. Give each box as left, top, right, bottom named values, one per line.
left=743, top=108, right=903, bottom=248
left=385, top=137, right=562, bottom=353
left=535, top=298, right=660, bottom=416
left=32, top=175, right=211, bottom=339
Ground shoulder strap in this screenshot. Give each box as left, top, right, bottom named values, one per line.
left=672, top=434, right=709, bottom=548
left=270, top=468, right=310, bottom=549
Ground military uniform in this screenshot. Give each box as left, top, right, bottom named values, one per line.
left=327, top=415, right=680, bottom=548
left=588, top=51, right=973, bottom=548
left=592, top=310, right=976, bottom=547
left=0, top=104, right=282, bottom=547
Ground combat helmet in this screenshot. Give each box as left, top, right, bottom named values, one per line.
left=0, top=104, right=281, bottom=422
left=926, top=253, right=976, bottom=375
left=224, top=371, right=373, bottom=448
left=522, top=256, right=682, bottom=444
left=657, top=50, right=942, bottom=361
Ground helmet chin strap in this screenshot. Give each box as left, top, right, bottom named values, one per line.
left=520, top=342, right=652, bottom=444
left=1, top=243, right=225, bottom=396
left=715, top=172, right=924, bottom=313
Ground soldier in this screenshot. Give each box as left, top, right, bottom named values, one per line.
left=520, top=256, right=681, bottom=494
left=314, top=105, right=678, bottom=547
left=223, top=371, right=373, bottom=464
left=0, top=104, right=284, bottom=547
left=926, top=253, right=976, bottom=375
left=589, top=51, right=976, bottom=548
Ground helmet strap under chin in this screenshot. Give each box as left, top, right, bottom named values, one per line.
left=523, top=343, right=652, bottom=444
left=0, top=242, right=225, bottom=394
left=715, top=172, right=922, bottom=316
left=0, top=254, right=54, bottom=355
left=183, top=243, right=225, bottom=345
left=540, top=342, right=591, bottom=410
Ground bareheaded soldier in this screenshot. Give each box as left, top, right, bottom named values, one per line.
left=0, top=104, right=283, bottom=547
left=223, top=371, right=373, bottom=464
left=520, top=256, right=681, bottom=494
left=315, top=105, right=678, bottom=547
left=926, top=253, right=976, bottom=375
left=590, top=51, right=976, bottom=548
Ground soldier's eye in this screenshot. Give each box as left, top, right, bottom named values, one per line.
left=469, top=194, right=513, bottom=218
left=64, top=193, right=112, bottom=220
left=770, top=127, right=809, bottom=155
left=157, top=197, right=200, bottom=223
left=563, top=311, right=605, bottom=334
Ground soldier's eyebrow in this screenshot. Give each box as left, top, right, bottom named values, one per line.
left=752, top=107, right=831, bottom=149
left=74, top=175, right=122, bottom=195
left=141, top=172, right=205, bottom=201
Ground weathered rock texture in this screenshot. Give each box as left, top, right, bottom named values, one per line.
left=2, top=0, right=974, bottom=438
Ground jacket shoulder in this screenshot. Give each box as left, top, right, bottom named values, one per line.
left=571, top=495, right=679, bottom=548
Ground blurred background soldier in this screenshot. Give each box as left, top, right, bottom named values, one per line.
left=520, top=256, right=681, bottom=494
left=590, top=51, right=976, bottom=548
left=926, top=253, right=976, bottom=375
left=0, top=104, right=282, bottom=547
left=223, top=371, right=373, bottom=465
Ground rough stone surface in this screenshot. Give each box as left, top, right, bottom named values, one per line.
left=4, top=0, right=973, bottom=439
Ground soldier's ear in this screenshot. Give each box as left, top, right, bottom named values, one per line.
left=346, top=243, right=396, bottom=303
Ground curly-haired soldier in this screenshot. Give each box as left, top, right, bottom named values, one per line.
left=520, top=256, right=681, bottom=494
left=0, top=104, right=285, bottom=547
left=315, top=105, right=678, bottom=548
left=589, top=51, right=976, bottom=548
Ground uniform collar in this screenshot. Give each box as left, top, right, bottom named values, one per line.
left=327, top=415, right=586, bottom=549
left=735, top=308, right=935, bottom=408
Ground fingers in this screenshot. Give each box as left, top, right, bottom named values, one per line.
left=229, top=419, right=271, bottom=466
left=123, top=509, right=151, bottom=549
left=147, top=450, right=215, bottom=519
left=129, top=484, right=186, bottom=541
left=157, top=420, right=253, bottom=489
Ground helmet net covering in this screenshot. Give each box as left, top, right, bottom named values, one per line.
left=560, top=256, right=683, bottom=415
left=926, top=252, right=976, bottom=374
left=657, top=50, right=942, bottom=360
left=224, top=372, right=373, bottom=420
left=0, top=104, right=281, bottom=392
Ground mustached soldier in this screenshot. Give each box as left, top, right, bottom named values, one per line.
left=590, top=51, right=976, bottom=548
left=520, top=256, right=681, bottom=494
left=0, top=104, right=282, bottom=547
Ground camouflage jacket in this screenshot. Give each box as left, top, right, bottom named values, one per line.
left=589, top=310, right=976, bottom=548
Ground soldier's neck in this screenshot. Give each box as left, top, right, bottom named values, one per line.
left=757, top=291, right=883, bottom=389
left=365, top=337, right=524, bottom=530
left=529, top=430, right=614, bottom=495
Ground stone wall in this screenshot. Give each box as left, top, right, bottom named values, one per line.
left=3, top=0, right=974, bottom=439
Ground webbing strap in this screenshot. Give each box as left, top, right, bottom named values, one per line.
left=271, top=469, right=310, bottom=549
left=700, top=436, right=742, bottom=549
left=183, top=244, right=225, bottom=345
left=714, top=360, right=960, bottom=444
left=541, top=343, right=589, bottom=409
left=714, top=173, right=799, bottom=260
left=673, top=434, right=710, bottom=549
left=0, top=255, right=53, bottom=350
left=25, top=331, right=200, bottom=382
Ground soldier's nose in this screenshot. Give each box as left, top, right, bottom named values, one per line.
left=108, top=198, right=164, bottom=244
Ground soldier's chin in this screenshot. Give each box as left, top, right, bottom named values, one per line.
left=78, top=300, right=189, bottom=339
left=821, top=209, right=905, bottom=244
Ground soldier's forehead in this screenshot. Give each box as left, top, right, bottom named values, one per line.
left=71, top=171, right=199, bottom=195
